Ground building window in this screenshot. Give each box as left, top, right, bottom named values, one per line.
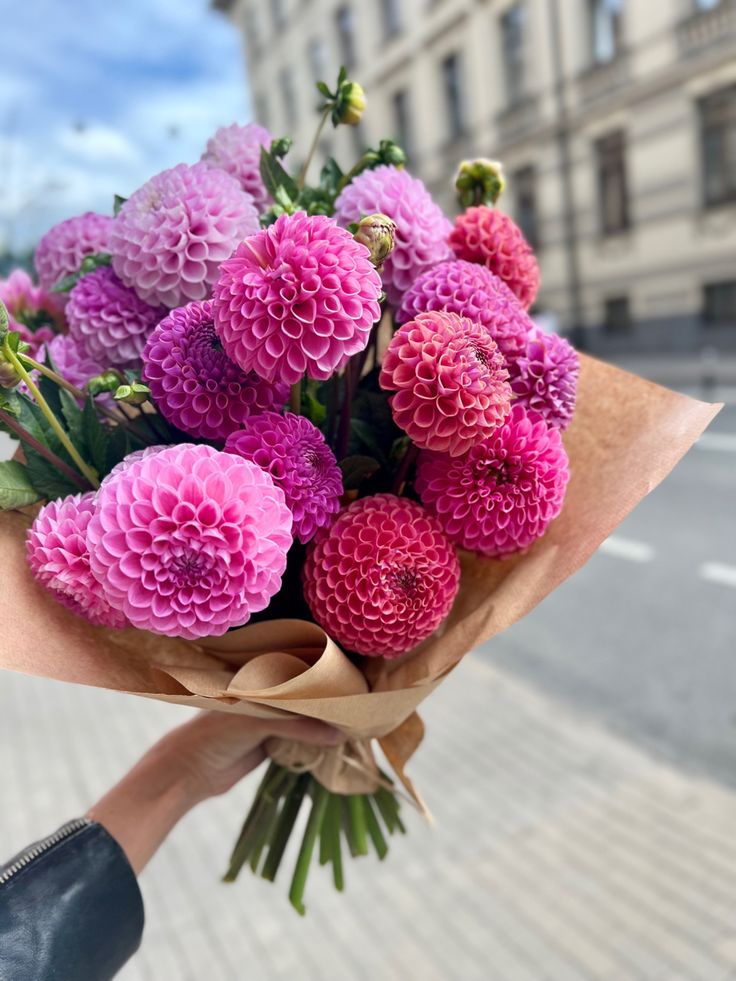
left=595, top=130, right=629, bottom=235
left=699, top=85, right=736, bottom=208
left=336, top=6, right=356, bottom=70
left=392, top=89, right=413, bottom=160
left=513, top=166, right=539, bottom=249
left=603, top=296, right=631, bottom=334
left=703, top=281, right=736, bottom=326
left=589, top=0, right=623, bottom=65
left=381, top=0, right=402, bottom=38
left=500, top=4, right=526, bottom=106
left=441, top=52, right=465, bottom=141
left=308, top=38, right=327, bottom=82
left=279, top=67, right=297, bottom=127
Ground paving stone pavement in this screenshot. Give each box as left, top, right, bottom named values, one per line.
left=4, top=653, right=736, bottom=981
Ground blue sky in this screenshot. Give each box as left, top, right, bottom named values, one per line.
left=0, top=0, right=251, bottom=250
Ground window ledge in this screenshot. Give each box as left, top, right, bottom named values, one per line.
left=677, top=0, right=736, bottom=57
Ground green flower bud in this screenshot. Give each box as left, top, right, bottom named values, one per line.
left=335, top=81, right=366, bottom=126
left=378, top=139, right=407, bottom=168
left=87, top=370, right=123, bottom=396
left=0, top=354, right=22, bottom=390
left=270, top=137, right=292, bottom=159
left=353, top=213, right=396, bottom=270
left=114, top=382, right=151, bottom=405
left=455, top=158, right=506, bottom=208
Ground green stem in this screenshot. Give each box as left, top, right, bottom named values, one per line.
left=391, top=441, right=419, bottom=495
left=0, top=408, right=89, bottom=492
left=261, top=773, right=308, bottom=882
left=324, top=793, right=344, bottom=891
left=289, top=780, right=329, bottom=915
left=347, top=794, right=369, bottom=856
left=224, top=762, right=283, bottom=882
left=289, top=379, right=302, bottom=415
left=364, top=795, right=389, bottom=860
left=298, top=108, right=330, bottom=189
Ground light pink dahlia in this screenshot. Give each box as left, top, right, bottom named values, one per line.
left=34, top=212, right=115, bottom=293
left=26, top=493, right=127, bottom=629
left=99, top=445, right=168, bottom=490
left=225, top=412, right=342, bottom=544
left=334, top=165, right=452, bottom=307
left=508, top=328, right=579, bottom=431
left=303, top=493, right=460, bottom=657
left=379, top=310, right=512, bottom=457
left=142, top=300, right=288, bottom=441
left=415, top=405, right=570, bottom=558
left=111, top=162, right=260, bottom=309
left=86, top=443, right=293, bottom=639
left=0, top=269, right=64, bottom=344
left=398, top=259, right=533, bottom=361
left=449, top=207, right=540, bottom=310
left=201, top=122, right=273, bottom=213
left=213, top=212, right=382, bottom=385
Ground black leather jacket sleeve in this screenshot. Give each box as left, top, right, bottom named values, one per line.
left=0, top=819, right=144, bottom=981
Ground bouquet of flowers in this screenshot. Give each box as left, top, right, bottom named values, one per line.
left=0, top=71, right=719, bottom=914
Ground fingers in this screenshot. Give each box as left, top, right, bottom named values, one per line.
left=263, top=717, right=345, bottom=746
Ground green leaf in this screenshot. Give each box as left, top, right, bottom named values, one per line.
left=81, top=396, right=110, bottom=475
left=113, top=194, right=127, bottom=216
left=315, top=81, right=332, bottom=99
left=349, top=418, right=385, bottom=462
left=23, top=448, right=81, bottom=499
left=337, top=65, right=348, bottom=87
left=0, top=460, right=42, bottom=509
left=301, top=379, right=327, bottom=426
left=51, top=272, right=80, bottom=294
left=104, top=422, right=132, bottom=473
left=319, top=157, right=343, bottom=196
left=59, top=388, right=83, bottom=446
left=339, top=455, right=380, bottom=490
left=259, top=146, right=298, bottom=203
left=0, top=389, right=21, bottom=420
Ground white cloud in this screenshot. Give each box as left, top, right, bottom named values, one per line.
left=58, top=124, right=141, bottom=165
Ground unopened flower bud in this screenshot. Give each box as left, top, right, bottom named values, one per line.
left=455, top=158, right=506, bottom=208
left=270, top=137, right=292, bottom=159
left=354, top=213, right=396, bottom=270
left=0, top=355, right=22, bottom=390
left=87, top=370, right=123, bottom=396
left=335, top=81, right=366, bottom=126
left=378, top=139, right=407, bottom=168
left=114, top=382, right=150, bottom=405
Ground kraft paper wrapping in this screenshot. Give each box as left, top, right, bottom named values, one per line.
left=0, top=356, right=721, bottom=796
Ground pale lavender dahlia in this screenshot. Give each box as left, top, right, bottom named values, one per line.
left=398, top=259, right=533, bottom=361
left=142, top=300, right=288, bottom=441
left=225, top=412, right=343, bottom=544
left=213, top=212, right=382, bottom=385
left=26, top=493, right=127, bottom=629
left=201, top=122, right=273, bottom=213
left=87, top=443, right=293, bottom=639
left=34, top=212, right=115, bottom=293
left=334, top=165, right=452, bottom=307
left=66, top=267, right=165, bottom=369
left=508, top=328, right=580, bottom=431
left=111, top=162, right=260, bottom=309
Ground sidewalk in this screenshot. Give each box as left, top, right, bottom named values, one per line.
left=4, top=652, right=736, bottom=980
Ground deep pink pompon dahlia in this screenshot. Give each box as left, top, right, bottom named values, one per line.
left=398, top=259, right=533, bottom=361
left=509, top=327, right=580, bottom=431
left=449, top=206, right=540, bottom=310
left=212, top=212, right=382, bottom=386
left=111, top=162, right=260, bottom=309
left=415, top=404, right=570, bottom=558
left=26, top=493, right=127, bottom=629
left=303, top=493, right=460, bottom=657
left=34, top=212, right=115, bottom=293
left=379, top=310, right=512, bottom=457
left=201, top=122, right=273, bottom=213
left=87, top=444, right=293, bottom=640
left=334, top=165, right=452, bottom=307
left=225, top=412, right=343, bottom=544
left=142, top=300, right=288, bottom=441
left=67, top=267, right=165, bottom=369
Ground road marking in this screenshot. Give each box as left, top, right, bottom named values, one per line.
left=697, top=433, right=736, bottom=452
left=699, top=562, right=736, bottom=589
left=599, top=536, right=655, bottom=563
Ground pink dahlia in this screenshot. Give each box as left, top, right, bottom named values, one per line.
left=334, top=165, right=452, bottom=307
left=508, top=328, right=579, bottom=431
left=100, top=445, right=167, bottom=489
left=34, top=212, right=114, bottom=293
left=45, top=334, right=105, bottom=393
left=303, top=493, right=460, bottom=657
left=379, top=310, right=512, bottom=457
left=111, top=162, right=260, bottom=309
left=449, top=207, right=540, bottom=310
left=26, top=493, right=127, bottom=629
left=398, top=259, right=533, bottom=361
left=142, top=299, right=288, bottom=441
left=415, top=405, right=570, bottom=558
left=201, top=123, right=273, bottom=214
left=0, top=269, right=64, bottom=345
left=225, top=412, right=342, bottom=544
left=86, top=443, right=293, bottom=639
left=213, top=212, right=382, bottom=385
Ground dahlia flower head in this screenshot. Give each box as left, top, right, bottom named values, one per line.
left=34, top=212, right=115, bottom=293
left=212, top=211, right=382, bottom=386
left=86, top=443, right=293, bottom=639
left=0, top=269, right=63, bottom=344
left=398, top=259, right=533, bottom=361
left=142, top=299, right=288, bottom=441
left=415, top=404, right=570, bottom=558
left=201, top=122, right=273, bottom=214
left=379, top=310, right=512, bottom=457
left=26, top=493, right=127, bottom=629
left=509, top=327, right=580, bottom=430
left=333, top=165, right=452, bottom=307
left=225, top=412, right=343, bottom=544
left=19, top=335, right=109, bottom=405
left=303, top=493, right=460, bottom=657
left=449, top=206, right=540, bottom=310
left=66, top=266, right=165, bottom=370
left=111, top=162, right=260, bottom=309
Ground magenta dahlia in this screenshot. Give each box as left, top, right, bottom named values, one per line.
left=398, top=259, right=533, bottom=361
left=34, top=212, right=115, bottom=293
left=379, top=310, right=512, bottom=457
left=212, top=212, right=382, bottom=385
left=26, top=493, right=127, bottom=629
left=0, top=269, right=64, bottom=344
left=415, top=405, right=570, bottom=558
left=225, top=412, right=342, bottom=544
left=508, top=328, right=579, bottom=430
left=303, top=493, right=460, bottom=657
left=334, top=165, right=452, bottom=307
left=201, top=122, right=273, bottom=213
left=449, top=207, right=540, bottom=310
left=111, top=162, right=260, bottom=309
left=86, top=443, right=292, bottom=639
left=142, top=300, right=288, bottom=441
